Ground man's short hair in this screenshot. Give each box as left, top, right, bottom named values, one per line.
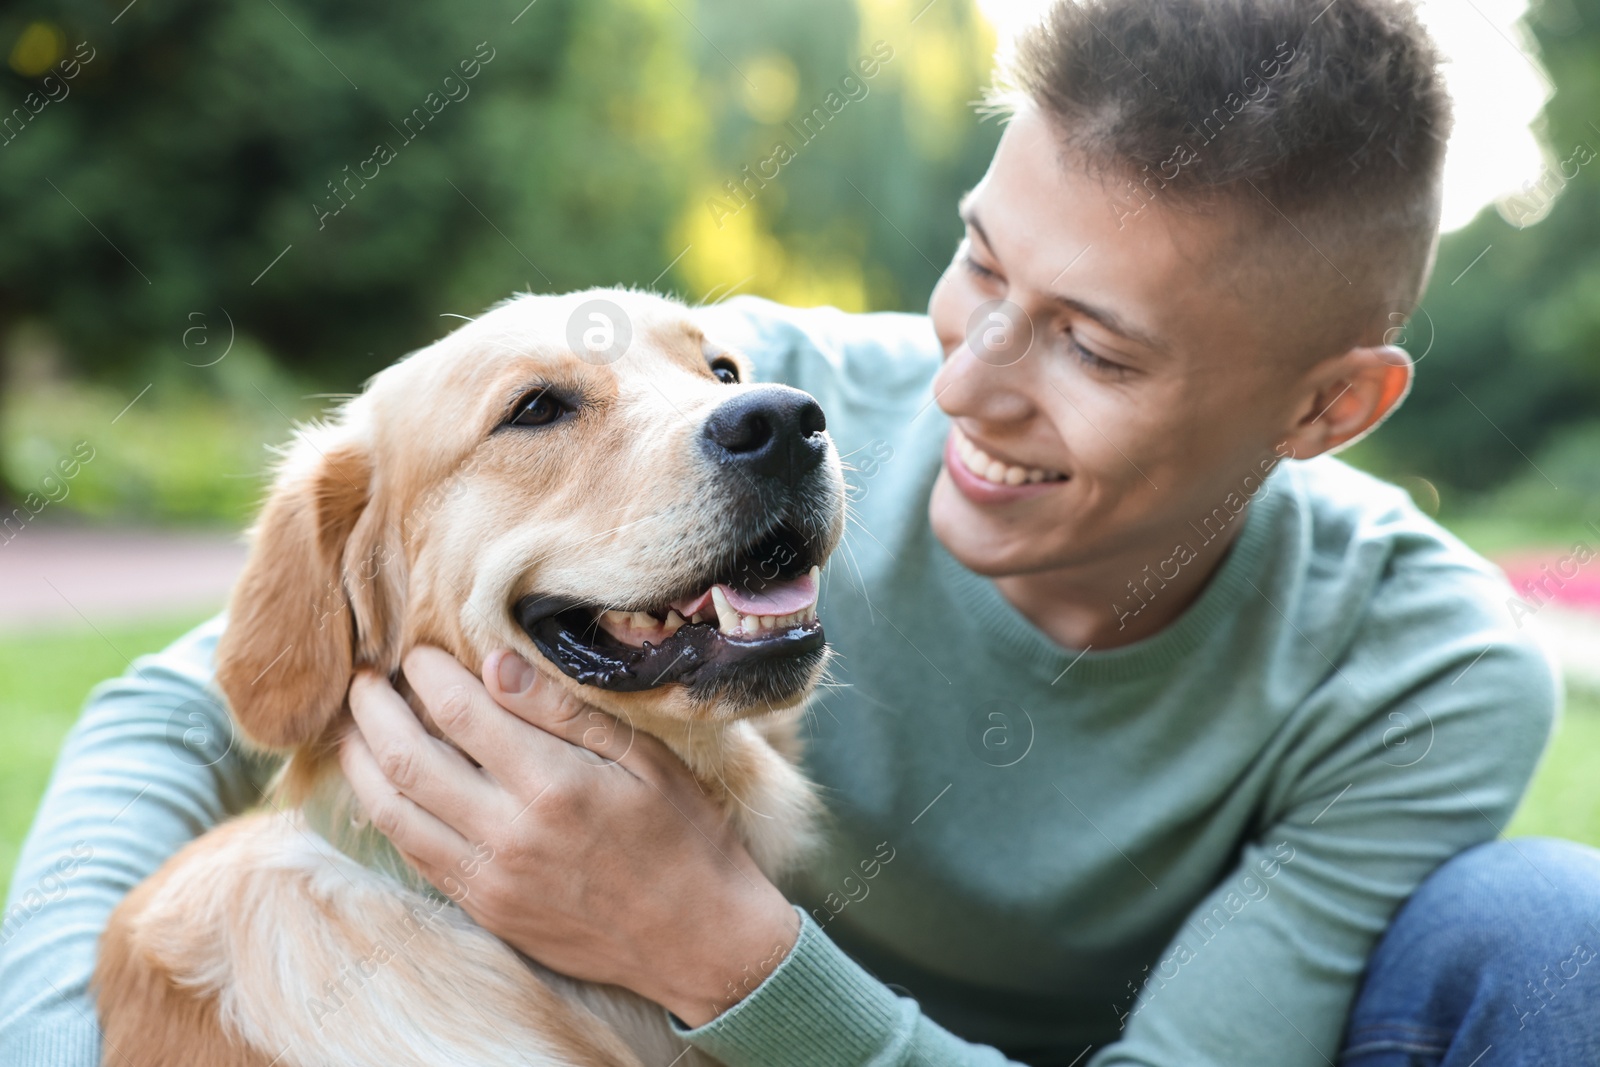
left=995, top=0, right=1453, bottom=351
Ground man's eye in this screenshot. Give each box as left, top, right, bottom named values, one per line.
left=508, top=389, right=571, bottom=427
left=1068, top=336, right=1130, bottom=378
left=710, top=357, right=740, bottom=384
left=960, top=250, right=1000, bottom=282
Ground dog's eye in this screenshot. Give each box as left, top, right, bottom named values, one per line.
left=508, top=389, right=570, bottom=428
left=710, top=357, right=740, bottom=384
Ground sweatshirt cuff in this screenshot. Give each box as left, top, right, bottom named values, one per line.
left=671, top=906, right=911, bottom=1066
left=0, top=1006, right=103, bottom=1067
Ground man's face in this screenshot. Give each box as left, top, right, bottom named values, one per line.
left=926, top=105, right=1307, bottom=579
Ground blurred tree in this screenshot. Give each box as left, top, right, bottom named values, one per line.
left=0, top=0, right=1000, bottom=507
left=0, top=0, right=701, bottom=382
left=1377, top=0, right=1600, bottom=499
left=666, top=0, right=1001, bottom=311
left=3, top=0, right=1595, bottom=516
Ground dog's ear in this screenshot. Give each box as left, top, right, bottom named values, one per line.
left=216, top=431, right=393, bottom=751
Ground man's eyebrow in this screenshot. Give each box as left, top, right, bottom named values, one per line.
left=1044, top=293, right=1166, bottom=355
left=958, top=198, right=1167, bottom=355
left=957, top=194, right=987, bottom=248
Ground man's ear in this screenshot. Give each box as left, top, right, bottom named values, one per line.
left=216, top=431, right=390, bottom=751
left=1278, top=344, right=1413, bottom=460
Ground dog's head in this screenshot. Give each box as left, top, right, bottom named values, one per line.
left=214, top=288, right=845, bottom=753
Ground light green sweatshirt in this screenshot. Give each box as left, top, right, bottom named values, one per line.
left=0, top=298, right=1558, bottom=1067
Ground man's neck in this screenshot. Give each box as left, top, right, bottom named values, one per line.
left=992, top=509, right=1249, bottom=653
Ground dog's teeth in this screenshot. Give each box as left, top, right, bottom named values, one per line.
left=743, top=613, right=762, bottom=633
left=758, top=614, right=775, bottom=630
left=690, top=611, right=707, bottom=625
left=809, top=565, right=820, bottom=585
left=664, top=610, right=686, bottom=635
left=631, top=610, right=655, bottom=630
left=711, top=586, right=740, bottom=635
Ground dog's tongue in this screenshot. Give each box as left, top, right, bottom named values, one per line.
left=670, top=571, right=816, bottom=618
left=723, top=571, right=816, bottom=615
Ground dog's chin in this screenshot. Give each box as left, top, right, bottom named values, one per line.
left=514, top=516, right=833, bottom=713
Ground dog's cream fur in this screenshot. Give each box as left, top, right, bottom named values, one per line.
left=92, top=289, right=843, bottom=1067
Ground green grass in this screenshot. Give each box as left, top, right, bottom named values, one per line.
left=1, top=624, right=1596, bottom=904
left=1507, top=688, right=1600, bottom=844
left=0, top=615, right=211, bottom=902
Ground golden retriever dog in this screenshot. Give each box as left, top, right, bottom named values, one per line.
left=92, top=288, right=845, bottom=1066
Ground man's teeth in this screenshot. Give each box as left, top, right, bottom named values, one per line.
left=952, top=427, right=1063, bottom=486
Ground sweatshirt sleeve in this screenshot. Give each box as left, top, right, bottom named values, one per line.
left=0, top=615, right=275, bottom=1065
left=674, top=906, right=1028, bottom=1067
left=1086, top=623, right=1558, bottom=1065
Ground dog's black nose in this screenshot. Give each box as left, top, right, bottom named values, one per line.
left=701, top=386, right=828, bottom=486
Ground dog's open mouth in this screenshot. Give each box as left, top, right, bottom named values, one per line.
left=514, top=518, right=829, bottom=695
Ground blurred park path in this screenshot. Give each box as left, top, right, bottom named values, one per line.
left=1502, top=553, right=1600, bottom=694
left=1530, top=607, right=1600, bottom=693
left=0, top=529, right=1593, bottom=690
left=0, top=527, right=244, bottom=633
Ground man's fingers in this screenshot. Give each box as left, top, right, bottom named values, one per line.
left=484, top=649, right=675, bottom=785
left=338, top=723, right=476, bottom=875
left=348, top=668, right=501, bottom=821
left=394, top=647, right=568, bottom=791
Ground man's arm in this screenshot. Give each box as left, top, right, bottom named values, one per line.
left=0, top=615, right=273, bottom=1064
left=670, top=905, right=1033, bottom=1066
left=1089, top=633, right=1558, bottom=1067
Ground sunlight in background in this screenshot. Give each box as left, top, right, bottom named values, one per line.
left=971, top=0, right=1555, bottom=232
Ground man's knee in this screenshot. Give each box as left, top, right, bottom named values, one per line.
left=1376, top=838, right=1600, bottom=974
left=1350, top=837, right=1600, bottom=1056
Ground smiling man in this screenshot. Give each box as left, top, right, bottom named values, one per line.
left=4, top=1, right=1600, bottom=1066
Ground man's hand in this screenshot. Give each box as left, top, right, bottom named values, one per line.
left=338, top=645, right=800, bottom=1027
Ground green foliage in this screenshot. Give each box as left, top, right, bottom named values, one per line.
left=0, top=0, right=696, bottom=382
left=2, top=339, right=317, bottom=524
left=672, top=0, right=1001, bottom=308
left=1370, top=0, right=1600, bottom=505
left=0, top=0, right=1002, bottom=517
left=0, top=0, right=1596, bottom=521
left=0, top=0, right=997, bottom=388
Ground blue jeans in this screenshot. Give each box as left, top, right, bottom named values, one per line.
left=1341, top=837, right=1600, bottom=1066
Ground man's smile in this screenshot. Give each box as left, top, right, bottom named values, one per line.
left=944, top=425, right=1070, bottom=505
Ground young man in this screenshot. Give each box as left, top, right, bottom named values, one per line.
left=3, top=0, right=1597, bottom=1064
